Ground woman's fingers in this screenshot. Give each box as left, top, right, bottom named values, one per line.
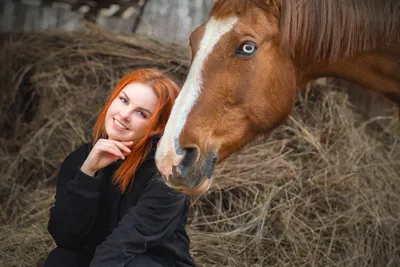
left=99, top=143, right=125, bottom=160
left=95, top=139, right=134, bottom=161
left=122, top=150, right=131, bottom=156
left=103, top=146, right=124, bottom=160
left=108, top=140, right=132, bottom=153
left=122, top=141, right=134, bottom=146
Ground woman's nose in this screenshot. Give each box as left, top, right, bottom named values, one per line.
left=120, top=109, right=132, bottom=121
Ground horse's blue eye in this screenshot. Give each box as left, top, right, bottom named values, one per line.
left=236, top=41, right=257, bottom=56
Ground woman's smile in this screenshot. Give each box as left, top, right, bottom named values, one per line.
left=113, top=118, right=129, bottom=130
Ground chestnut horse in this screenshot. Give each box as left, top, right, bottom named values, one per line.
left=155, top=0, right=400, bottom=195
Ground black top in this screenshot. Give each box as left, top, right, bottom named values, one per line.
left=47, top=138, right=196, bottom=267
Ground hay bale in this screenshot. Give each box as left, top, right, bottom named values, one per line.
left=1, top=25, right=400, bottom=267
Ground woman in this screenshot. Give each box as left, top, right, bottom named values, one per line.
left=43, top=69, right=196, bottom=267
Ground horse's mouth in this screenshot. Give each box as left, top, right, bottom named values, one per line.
left=166, top=172, right=214, bottom=195
left=166, top=154, right=217, bottom=195
left=181, top=178, right=213, bottom=195
left=156, top=148, right=217, bottom=195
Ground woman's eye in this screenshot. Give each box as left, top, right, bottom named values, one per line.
left=235, top=41, right=257, bottom=56
left=137, top=111, right=146, bottom=118
left=119, top=97, right=127, bottom=103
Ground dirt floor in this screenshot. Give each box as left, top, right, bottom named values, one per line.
left=1, top=25, right=400, bottom=267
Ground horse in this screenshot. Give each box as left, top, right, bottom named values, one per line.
left=155, top=0, right=400, bottom=195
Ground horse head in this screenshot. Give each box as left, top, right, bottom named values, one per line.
left=155, top=0, right=297, bottom=194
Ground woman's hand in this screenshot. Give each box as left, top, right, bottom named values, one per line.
left=80, top=139, right=133, bottom=176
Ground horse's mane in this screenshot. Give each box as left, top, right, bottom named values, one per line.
left=211, top=0, right=400, bottom=62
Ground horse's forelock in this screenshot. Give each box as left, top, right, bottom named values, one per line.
left=211, top=0, right=279, bottom=18
left=211, top=0, right=253, bottom=18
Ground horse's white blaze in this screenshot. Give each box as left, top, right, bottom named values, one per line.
left=156, top=15, right=238, bottom=172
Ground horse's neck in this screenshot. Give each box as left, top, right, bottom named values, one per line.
left=299, top=49, right=400, bottom=106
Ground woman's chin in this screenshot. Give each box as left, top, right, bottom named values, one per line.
left=106, top=129, right=128, bottom=141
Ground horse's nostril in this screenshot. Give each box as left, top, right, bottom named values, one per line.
left=177, top=147, right=199, bottom=177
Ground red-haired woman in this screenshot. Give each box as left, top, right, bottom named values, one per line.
left=43, top=69, right=196, bottom=267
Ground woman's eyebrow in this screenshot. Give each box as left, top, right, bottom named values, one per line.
left=121, top=91, right=130, bottom=102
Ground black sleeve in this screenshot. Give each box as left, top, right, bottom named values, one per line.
left=89, top=178, right=188, bottom=267
left=47, top=143, right=103, bottom=248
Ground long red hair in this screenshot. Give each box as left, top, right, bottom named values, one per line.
left=92, top=68, right=180, bottom=192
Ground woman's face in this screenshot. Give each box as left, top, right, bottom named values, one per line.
left=105, top=82, right=158, bottom=142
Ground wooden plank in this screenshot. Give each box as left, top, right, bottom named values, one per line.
left=39, top=6, right=59, bottom=30
left=55, top=6, right=82, bottom=31
left=135, top=0, right=215, bottom=44
left=0, top=1, right=17, bottom=32
left=13, top=1, right=28, bottom=32
left=24, top=5, right=41, bottom=31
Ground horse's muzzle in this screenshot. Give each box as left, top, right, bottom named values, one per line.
left=166, top=150, right=217, bottom=195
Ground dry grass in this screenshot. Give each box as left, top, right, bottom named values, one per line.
left=0, top=24, right=399, bottom=267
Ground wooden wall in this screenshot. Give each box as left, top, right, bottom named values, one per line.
left=0, top=1, right=82, bottom=32
left=135, top=0, right=214, bottom=44
left=0, top=0, right=215, bottom=44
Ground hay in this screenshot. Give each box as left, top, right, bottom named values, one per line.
left=1, top=24, right=400, bottom=267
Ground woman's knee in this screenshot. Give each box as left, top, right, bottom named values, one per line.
left=43, top=247, right=92, bottom=267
